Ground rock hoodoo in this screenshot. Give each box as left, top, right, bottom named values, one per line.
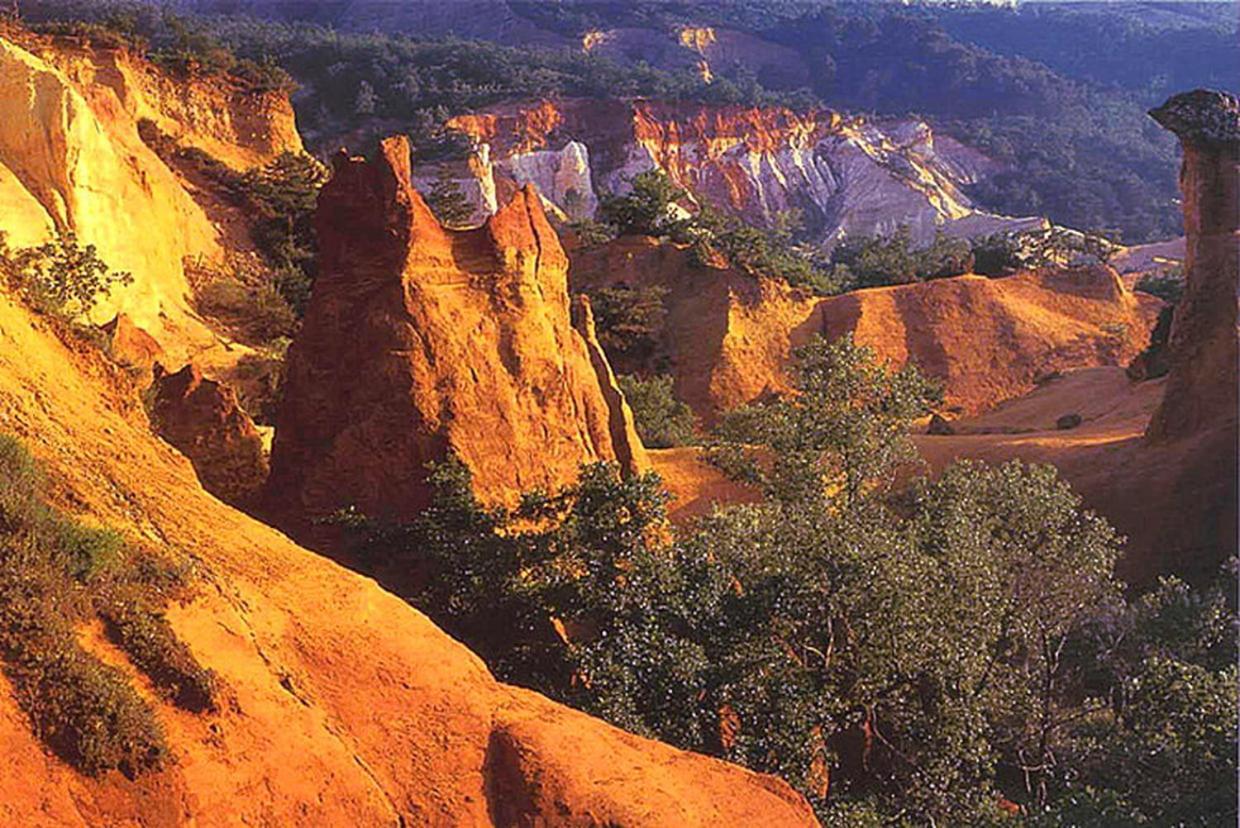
left=1146, top=89, right=1239, bottom=443
left=267, top=136, right=647, bottom=524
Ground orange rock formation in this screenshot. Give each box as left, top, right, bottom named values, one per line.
left=571, top=237, right=1161, bottom=424
left=1146, top=90, right=1239, bottom=443
left=151, top=362, right=269, bottom=507
left=267, top=137, right=647, bottom=524
left=0, top=277, right=816, bottom=827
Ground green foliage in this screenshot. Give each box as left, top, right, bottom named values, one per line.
left=423, top=176, right=476, bottom=229
left=712, top=334, right=941, bottom=506
left=691, top=207, right=842, bottom=296
left=618, top=374, right=697, bottom=449
left=1034, top=571, right=1239, bottom=825
left=599, top=171, right=692, bottom=239
left=237, top=151, right=330, bottom=314
left=585, top=283, right=668, bottom=375
left=0, top=230, right=133, bottom=320
left=0, top=435, right=217, bottom=777
left=828, top=227, right=974, bottom=290
left=194, top=268, right=297, bottom=345
left=102, top=603, right=218, bottom=713
left=1136, top=268, right=1185, bottom=305
left=168, top=146, right=328, bottom=322
left=970, top=232, right=1024, bottom=277
left=566, top=218, right=617, bottom=249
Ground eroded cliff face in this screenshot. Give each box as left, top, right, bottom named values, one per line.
left=434, top=98, right=1044, bottom=246
left=0, top=272, right=815, bottom=827
left=572, top=238, right=1160, bottom=423
left=0, top=28, right=301, bottom=357
left=1146, top=89, right=1239, bottom=443
left=267, top=136, right=646, bottom=525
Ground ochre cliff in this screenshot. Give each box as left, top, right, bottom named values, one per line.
left=0, top=27, right=301, bottom=358
left=572, top=237, right=1161, bottom=423
left=435, top=98, right=1044, bottom=246
left=0, top=279, right=815, bottom=826
left=267, top=136, right=647, bottom=525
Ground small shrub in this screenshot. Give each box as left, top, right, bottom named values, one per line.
left=567, top=219, right=618, bottom=249
left=0, top=231, right=133, bottom=320
left=194, top=266, right=298, bottom=345
left=0, top=435, right=216, bottom=776
left=618, top=374, right=698, bottom=448
left=102, top=603, right=218, bottom=713
left=1136, top=268, right=1185, bottom=304
left=423, top=176, right=476, bottom=228
left=599, top=171, right=693, bottom=239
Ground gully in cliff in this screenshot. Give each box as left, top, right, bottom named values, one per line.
left=265, top=136, right=647, bottom=530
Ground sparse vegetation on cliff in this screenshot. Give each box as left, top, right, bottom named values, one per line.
left=0, top=230, right=133, bottom=321
left=0, top=435, right=217, bottom=777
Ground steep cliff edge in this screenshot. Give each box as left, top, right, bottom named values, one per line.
left=432, top=98, right=1044, bottom=246
left=0, top=280, right=813, bottom=826
left=572, top=237, right=1160, bottom=424
left=0, top=28, right=301, bottom=358
left=267, top=136, right=646, bottom=525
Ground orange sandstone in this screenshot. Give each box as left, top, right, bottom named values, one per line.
left=267, top=137, right=647, bottom=524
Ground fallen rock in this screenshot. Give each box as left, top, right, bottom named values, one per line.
left=927, top=414, right=956, bottom=435
left=151, top=362, right=268, bottom=506
left=267, top=136, right=647, bottom=525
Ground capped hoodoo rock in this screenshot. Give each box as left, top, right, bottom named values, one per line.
left=1146, top=89, right=1239, bottom=443
left=267, top=136, right=647, bottom=525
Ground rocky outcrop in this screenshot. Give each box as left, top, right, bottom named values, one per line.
left=0, top=27, right=301, bottom=359
left=1146, top=89, right=1239, bottom=443
left=433, top=98, right=1044, bottom=246
left=102, top=313, right=165, bottom=373
left=267, top=136, right=647, bottom=524
left=151, top=363, right=268, bottom=507
left=572, top=237, right=1161, bottom=423
left=0, top=266, right=815, bottom=827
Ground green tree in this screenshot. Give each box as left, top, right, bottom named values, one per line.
left=599, top=171, right=691, bottom=238
left=618, top=374, right=697, bottom=448
left=711, top=334, right=940, bottom=506
left=423, top=176, right=475, bottom=229
left=585, top=283, right=668, bottom=374
left=0, top=230, right=133, bottom=320
left=239, top=151, right=330, bottom=315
